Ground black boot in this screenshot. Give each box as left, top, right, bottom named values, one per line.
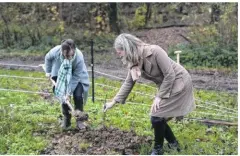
left=73, top=83, right=85, bottom=129
left=150, top=117, right=166, bottom=155
left=61, top=115, right=71, bottom=129
left=165, top=123, right=180, bottom=152
left=151, top=145, right=163, bottom=155
left=61, top=104, right=71, bottom=129
left=167, top=140, right=181, bottom=152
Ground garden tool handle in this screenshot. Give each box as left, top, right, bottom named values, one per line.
left=39, top=64, right=56, bottom=86
left=65, top=100, right=74, bottom=112
left=50, top=78, right=56, bottom=86
left=39, top=64, right=74, bottom=114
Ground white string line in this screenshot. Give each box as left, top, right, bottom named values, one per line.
left=196, top=104, right=237, bottom=115
left=0, top=75, right=154, bottom=99
left=94, top=83, right=237, bottom=114
left=182, top=117, right=236, bottom=123
left=93, top=97, right=237, bottom=121
left=95, top=84, right=237, bottom=113
left=0, top=73, right=237, bottom=113
left=0, top=74, right=237, bottom=114
left=0, top=72, right=237, bottom=113
left=95, top=96, right=237, bottom=116
left=0, top=74, right=153, bottom=98
left=0, top=63, right=40, bottom=68
left=92, top=70, right=157, bottom=90
left=0, top=74, right=46, bottom=80
left=1, top=62, right=237, bottom=97
left=0, top=86, right=236, bottom=117
left=94, top=97, right=150, bottom=106
left=195, top=98, right=237, bottom=113
left=95, top=83, right=155, bottom=98
left=94, top=90, right=237, bottom=116
left=0, top=88, right=237, bottom=120
left=0, top=74, right=155, bottom=98
left=91, top=70, right=125, bottom=81
left=0, top=62, right=156, bottom=90
left=2, top=101, right=235, bottom=125
left=190, top=111, right=238, bottom=119
left=0, top=88, right=50, bottom=95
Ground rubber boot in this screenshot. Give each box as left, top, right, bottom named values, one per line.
left=165, top=123, right=180, bottom=152
left=73, top=91, right=86, bottom=129
left=167, top=140, right=181, bottom=152
left=61, top=104, right=71, bottom=129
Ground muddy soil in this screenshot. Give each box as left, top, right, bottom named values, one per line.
left=41, top=126, right=152, bottom=155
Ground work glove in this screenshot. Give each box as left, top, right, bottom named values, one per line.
left=103, top=100, right=117, bottom=112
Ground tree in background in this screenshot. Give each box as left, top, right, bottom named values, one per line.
left=108, top=3, right=120, bottom=34
left=0, top=2, right=238, bottom=68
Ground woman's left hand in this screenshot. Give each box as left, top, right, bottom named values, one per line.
left=151, top=97, right=161, bottom=113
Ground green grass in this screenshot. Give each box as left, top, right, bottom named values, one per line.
left=0, top=69, right=238, bottom=154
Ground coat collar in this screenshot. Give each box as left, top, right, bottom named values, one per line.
left=128, top=45, right=152, bottom=69
left=142, top=44, right=153, bottom=58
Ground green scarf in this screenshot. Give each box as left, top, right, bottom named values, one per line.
left=55, top=50, right=76, bottom=103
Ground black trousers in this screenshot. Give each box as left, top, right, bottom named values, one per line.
left=52, top=76, right=84, bottom=117
left=151, top=116, right=176, bottom=147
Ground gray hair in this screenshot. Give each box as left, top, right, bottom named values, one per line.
left=114, top=33, right=145, bottom=66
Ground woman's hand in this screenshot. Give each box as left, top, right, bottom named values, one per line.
left=151, top=97, right=161, bottom=113
left=65, top=95, right=71, bottom=102
left=103, top=100, right=117, bottom=112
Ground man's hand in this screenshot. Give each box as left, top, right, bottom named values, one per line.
left=103, top=100, right=116, bottom=112
left=151, top=97, right=161, bottom=113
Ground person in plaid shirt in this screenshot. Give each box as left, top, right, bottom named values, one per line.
left=45, top=39, right=89, bottom=129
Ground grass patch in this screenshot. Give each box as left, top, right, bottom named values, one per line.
left=0, top=69, right=237, bottom=154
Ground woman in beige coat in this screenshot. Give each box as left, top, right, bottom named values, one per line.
left=103, top=33, right=195, bottom=155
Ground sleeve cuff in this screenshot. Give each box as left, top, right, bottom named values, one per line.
left=113, top=98, right=125, bottom=104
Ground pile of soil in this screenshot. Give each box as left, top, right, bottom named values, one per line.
left=135, top=27, right=190, bottom=51
left=41, top=126, right=152, bottom=155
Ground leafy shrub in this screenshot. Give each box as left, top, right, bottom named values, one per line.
left=169, top=42, right=237, bottom=68
left=130, top=4, right=147, bottom=29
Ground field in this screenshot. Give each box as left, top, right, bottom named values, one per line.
left=0, top=68, right=238, bottom=155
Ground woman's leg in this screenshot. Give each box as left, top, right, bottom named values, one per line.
left=165, top=123, right=177, bottom=143
left=165, top=122, right=180, bottom=151
left=52, top=76, right=71, bottom=128
left=151, top=116, right=166, bottom=155
left=73, top=83, right=86, bottom=129
left=73, top=82, right=84, bottom=111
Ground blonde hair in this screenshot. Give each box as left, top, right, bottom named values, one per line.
left=114, top=33, right=145, bottom=66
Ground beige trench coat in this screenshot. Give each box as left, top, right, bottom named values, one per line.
left=113, top=45, right=195, bottom=118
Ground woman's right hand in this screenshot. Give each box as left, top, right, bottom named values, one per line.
left=103, top=100, right=117, bottom=112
